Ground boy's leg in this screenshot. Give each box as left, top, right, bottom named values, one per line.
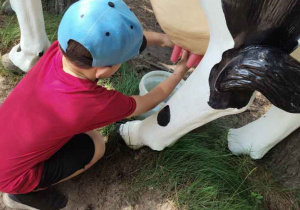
left=53, top=130, right=105, bottom=184
left=3, top=130, right=105, bottom=210
left=37, top=130, right=105, bottom=188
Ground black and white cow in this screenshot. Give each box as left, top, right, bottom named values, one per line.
left=120, top=0, right=300, bottom=159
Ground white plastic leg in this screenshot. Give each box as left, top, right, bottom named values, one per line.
left=120, top=0, right=255, bottom=150
left=9, top=0, right=50, bottom=72
left=228, top=106, right=300, bottom=159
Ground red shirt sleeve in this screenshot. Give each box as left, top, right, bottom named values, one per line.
left=84, top=88, right=137, bottom=130
left=101, top=89, right=137, bottom=120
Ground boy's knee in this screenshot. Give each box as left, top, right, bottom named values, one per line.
left=93, top=133, right=106, bottom=158
left=85, top=130, right=105, bottom=167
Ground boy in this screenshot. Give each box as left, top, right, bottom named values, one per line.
left=0, top=0, right=190, bottom=209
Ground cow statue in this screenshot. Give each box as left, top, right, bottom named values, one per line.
left=2, top=0, right=300, bottom=159
left=120, top=0, right=300, bottom=159
left=1, top=0, right=50, bottom=72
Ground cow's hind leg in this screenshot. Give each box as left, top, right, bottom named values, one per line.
left=228, top=106, right=300, bottom=159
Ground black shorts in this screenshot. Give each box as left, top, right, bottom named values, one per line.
left=36, top=133, right=95, bottom=189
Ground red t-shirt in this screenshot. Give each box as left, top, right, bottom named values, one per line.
left=0, top=41, right=136, bottom=194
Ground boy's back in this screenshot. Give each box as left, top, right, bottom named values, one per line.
left=0, top=41, right=136, bottom=194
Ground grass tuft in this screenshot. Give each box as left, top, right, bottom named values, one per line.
left=134, top=122, right=263, bottom=210
left=0, top=15, right=19, bottom=53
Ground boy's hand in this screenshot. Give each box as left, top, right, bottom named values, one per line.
left=129, top=50, right=191, bottom=118
left=171, top=45, right=204, bottom=68
left=161, top=34, right=175, bottom=48
left=143, top=31, right=174, bottom=48
left=173, top=50, right=190, bottom=77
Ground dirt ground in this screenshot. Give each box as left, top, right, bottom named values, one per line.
left=0, top=0, right=299, bottom=209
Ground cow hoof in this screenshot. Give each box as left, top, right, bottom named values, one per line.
left=228, top=130, right=267, bottom=160
left=119, top=121, right=145, bottom=150
left=1, top=0, right=14, bottom=16
left=1, top=54, right=24, bottom=75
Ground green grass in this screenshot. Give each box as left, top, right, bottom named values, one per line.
left=132, top=122, right=264, bottom=210
left=44, top=13, right=63, bottom=42
left=0, top=15, right=20, bottom=53
left=98, top=62, right=140, bottom=96
left=130, top=120, right=300, bottom=210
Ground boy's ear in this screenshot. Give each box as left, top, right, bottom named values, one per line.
left=95, top=66, right=112, bottom=79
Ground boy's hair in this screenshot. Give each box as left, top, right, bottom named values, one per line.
left=59, top=40, right=93, bottom=69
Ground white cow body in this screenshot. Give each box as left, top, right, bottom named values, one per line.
left=120, top=0, right=255, bottom=150
left=229, top=106, right=300, bottom=159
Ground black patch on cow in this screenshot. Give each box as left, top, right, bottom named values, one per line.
left=222, top=0, right=300, bottom=52
left=209, top=46, right=300, bottom=113
left=157, top=105, right=170, bottom=127
left=208, top=0, right=300, bottom=113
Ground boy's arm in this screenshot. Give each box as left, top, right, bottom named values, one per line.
left=144, top=31, right=174, bottom=48
left=128, top=51, right=189, bottom=118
